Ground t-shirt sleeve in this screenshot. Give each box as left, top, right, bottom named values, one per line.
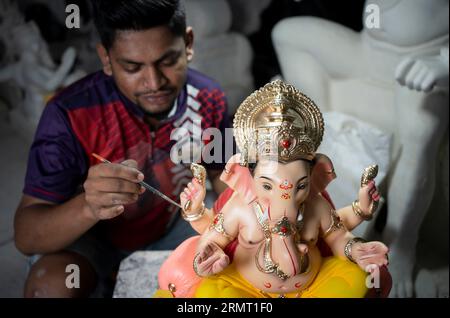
left=201, top=87, right=233, bottom=171
left=23, top=101, right=88, bottom=203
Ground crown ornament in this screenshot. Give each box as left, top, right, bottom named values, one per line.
left=233, top=80, right=324, bottom=165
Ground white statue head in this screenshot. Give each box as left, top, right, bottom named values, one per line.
left=364, top=0, right=449, bottom=47
left=11, top=21, right=44, bottom=54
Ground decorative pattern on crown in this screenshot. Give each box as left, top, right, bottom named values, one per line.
left=233, top=80, right=324, bottom=164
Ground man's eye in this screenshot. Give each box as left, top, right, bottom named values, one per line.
left=124, top=66, right=140, bottom=73
left=262, top=184, right=272, bottom=191
left=161, top=56, right=179, bottom=67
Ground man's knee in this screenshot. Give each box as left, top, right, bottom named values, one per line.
left=24, top=251, right=97, bottom=298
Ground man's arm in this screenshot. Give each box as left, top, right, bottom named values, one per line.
left=14, top=194, right=97, bottom=255
left=15, top=160, right=144, bottom=255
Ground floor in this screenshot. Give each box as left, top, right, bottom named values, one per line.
left=0, top=118, right=31, bottom=298
left=0, top=115, right=448, bottom=298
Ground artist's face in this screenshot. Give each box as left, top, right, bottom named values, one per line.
left=97, top=26, right=194, bottom=115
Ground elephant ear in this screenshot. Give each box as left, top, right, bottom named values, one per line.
left=309, top=153, right=336, bottom=198
left=220, top=154, right=257, bottom=204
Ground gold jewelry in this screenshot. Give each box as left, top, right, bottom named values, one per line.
left=183, top=199, right=192, bottom=211
left=254, top=240, right=290, bottom=281
left=190, top=163, right=206, bottom=185
left=344, top=237, right=367, bottom=263
left=352, top=200, right=373, bottom=221
left=168, top=283, right=176, bottom=297
left=193, top=253, right=204, bottom=277
left=360, top=165, right=379, bottom=215
left=210, top=213, right=233, bottom=239
left=251, top=202, right=308, bottom=280
left=270, top=217, right=296, bottom=237
left=181, top=202, right=205, bottom=222
left=233, top=80, right=324, bottom=165
left=322, top=209, right=346, bottom=238
left=361, top=165, right=378, bottom=187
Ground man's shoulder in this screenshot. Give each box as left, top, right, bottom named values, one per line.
left=186, top=68, right=224, bottom=93
left=48, top=71, right=116, bottom=111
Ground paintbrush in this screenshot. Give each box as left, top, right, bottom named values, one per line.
left=91, top=153, right=182, bottom=209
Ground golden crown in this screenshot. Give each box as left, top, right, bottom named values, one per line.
left=233, top=80, right=324, bottom=165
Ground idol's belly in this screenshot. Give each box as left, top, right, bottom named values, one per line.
left=234, top=244, right=322, bottom=295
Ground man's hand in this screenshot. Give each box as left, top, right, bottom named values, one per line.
left=83, top=159, right=145, bottom=220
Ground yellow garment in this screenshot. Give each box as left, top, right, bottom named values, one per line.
left=195, top=257, right=368, bottom=298
left=153, top=290, right=175, bottom=298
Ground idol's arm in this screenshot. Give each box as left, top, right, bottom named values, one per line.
left=314, top=195, right=388, bottom=271
left=336, top=179, right=380, bottom=231
left=193, top=197, right=241, bottom=277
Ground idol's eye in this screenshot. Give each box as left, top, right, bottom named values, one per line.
left=262, top=183, right=272, bottom=191
left=297, top=183, right=308, bottom=191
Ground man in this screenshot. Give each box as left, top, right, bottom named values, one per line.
left=14, top=0, right=229, bottom=298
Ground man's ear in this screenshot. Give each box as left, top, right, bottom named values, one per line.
left=96, top=43, right=113, bottom=76
left=185, top=27, right=194, bottom=62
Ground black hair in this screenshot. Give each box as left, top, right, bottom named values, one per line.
left=91, top=0, right=186, bottom=50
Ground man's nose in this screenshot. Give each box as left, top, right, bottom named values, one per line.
left=141, top=66, right=167, bottom=92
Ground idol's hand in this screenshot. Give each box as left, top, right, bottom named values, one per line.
left=180, top=177, right=206, bottom=216
left=352, top=241, right=389, bottom=272
left=396, top=52, right=449, bottom=92
left=358, top=180, right=380, bottom=216
left=194, top=242, right=230, bottom=276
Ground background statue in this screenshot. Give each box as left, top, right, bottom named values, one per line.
left=272, top=0, right=449, bottom=297
left=0, top=0, right=84, bottom=131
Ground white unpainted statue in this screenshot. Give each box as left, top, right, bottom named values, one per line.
left=272, top=0, right=449, bottom=297
left=0, top=0, right=84, bottom=128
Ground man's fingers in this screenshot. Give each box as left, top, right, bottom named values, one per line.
left=121, top=159, right=138, bottom=169
left=84, top=177, right=142, bottom=194
left=97, top=205, right=125, bottom=219
left=87, top=192, right=139, bottom=207
left=91, top=162, right=144, bottom=182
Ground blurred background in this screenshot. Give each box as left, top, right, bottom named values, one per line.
left=0, top=0, right=448, bottom=298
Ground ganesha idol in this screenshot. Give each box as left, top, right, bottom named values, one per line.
left=155, top=81, right=391, bottom=298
